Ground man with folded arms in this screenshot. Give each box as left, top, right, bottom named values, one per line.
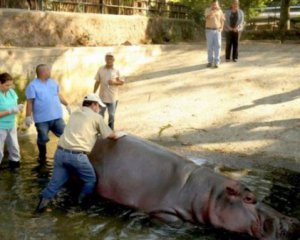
left=205, top=0, right=225, bottom=68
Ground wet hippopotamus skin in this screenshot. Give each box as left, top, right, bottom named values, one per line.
left=89, top=135, right=300, bottom=240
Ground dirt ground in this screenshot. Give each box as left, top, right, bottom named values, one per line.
left=114, top=41, right=300, bottom=172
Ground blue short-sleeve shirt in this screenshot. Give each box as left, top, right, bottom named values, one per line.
left=0, top=89, right=18, bottom=129
left=25, top=78, right=62, bottom=123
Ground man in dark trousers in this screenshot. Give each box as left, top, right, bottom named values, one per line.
left=224, top=0, right=244, bottom=62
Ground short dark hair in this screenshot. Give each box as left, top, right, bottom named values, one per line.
left=0, top=72, right=13, bottom=84
left=36, top=64, right=47, bottom=77
left=82, top=100, right=98, bottom=107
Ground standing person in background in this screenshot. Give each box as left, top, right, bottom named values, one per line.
left=205, top=0, right=225, bottom=68
left=0, top=73, right=24, bottom=169
left=93, top=52, right=124, bottom=130
left=25, top=64, right=71, bottom=164
left=224, top=0, right=244, bottom=62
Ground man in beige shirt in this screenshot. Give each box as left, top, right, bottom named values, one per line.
left=36, top=93, right=123, bottom=212
left=205, top=0, right=225, bottom=68
left=94, top=52, right=124, bottom=130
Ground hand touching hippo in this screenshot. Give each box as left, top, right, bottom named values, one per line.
left=89, top=135, right=300, bottom=240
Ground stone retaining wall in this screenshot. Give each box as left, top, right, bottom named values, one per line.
left=0, top=9, right=198, bottom=47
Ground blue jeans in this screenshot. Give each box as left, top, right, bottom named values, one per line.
left=100, top=101, right=118, bottom=130
left=41, top=148, right=96, bottom=199
left=206, top=29, right=222, bottom=65
left=35, top=118, right=65, bottom=145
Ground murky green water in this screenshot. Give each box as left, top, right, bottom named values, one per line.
left=0, top=137, right=299, bottom=240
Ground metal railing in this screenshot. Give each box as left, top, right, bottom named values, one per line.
left=0, top=0, right=190, bottom=19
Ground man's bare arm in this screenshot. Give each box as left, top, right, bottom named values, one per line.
left=26, top=99, right=33, bottom=117
left=59, top=94, right=69, bottom=106
left=94, top=81, right=100, bottom=93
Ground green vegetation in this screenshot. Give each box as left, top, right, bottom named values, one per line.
left=171, top=0, right=269, bottom=24
left=171, top=0, right=300, bottom=42
left=171, top=0, right=300, bottom=24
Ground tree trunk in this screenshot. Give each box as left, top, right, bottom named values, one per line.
left=279, top=0, right=291, bottom=43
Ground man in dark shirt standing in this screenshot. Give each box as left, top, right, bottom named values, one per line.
left=224, top=0, right=244, bottom=62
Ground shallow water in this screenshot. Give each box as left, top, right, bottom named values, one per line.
left=0, top=138, right=299, bottom=240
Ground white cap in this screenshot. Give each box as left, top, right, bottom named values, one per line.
left=105, top=52, right=114, bottom=57
left=83, top=93, right=106, bottom=107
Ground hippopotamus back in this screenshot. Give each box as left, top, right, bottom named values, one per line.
left=90, top=135, right=199, bottom=211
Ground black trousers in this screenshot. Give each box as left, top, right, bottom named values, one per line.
left=225, top=31, right=240, bottom=60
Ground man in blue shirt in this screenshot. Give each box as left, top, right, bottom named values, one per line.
left=25, top=64, right=71, bottom=163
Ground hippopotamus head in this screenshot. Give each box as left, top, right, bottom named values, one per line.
left=207, top=180, right=300, bottom=240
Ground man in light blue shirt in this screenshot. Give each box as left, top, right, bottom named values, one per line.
left=25, top=64, right=71, bottom=163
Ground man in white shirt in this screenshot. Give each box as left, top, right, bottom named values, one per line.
left=93, top=52, right=124, bottom=130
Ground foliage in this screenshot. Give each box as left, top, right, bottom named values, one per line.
left=171, top=0, right=299, bottom=24
left=171, top=0, right=265, bottom=23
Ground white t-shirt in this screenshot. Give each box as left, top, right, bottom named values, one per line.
left=94, top=66, right=121, bottom=103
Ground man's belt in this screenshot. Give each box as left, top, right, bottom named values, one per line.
left=58, top=146, right=87, bottom=155
left=206, top=27, right=219, bottom=30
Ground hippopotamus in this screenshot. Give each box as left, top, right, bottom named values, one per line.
left=89, top=135, right=300, bottom=240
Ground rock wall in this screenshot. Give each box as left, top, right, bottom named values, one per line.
left=0, top=9, right=199, bottom=47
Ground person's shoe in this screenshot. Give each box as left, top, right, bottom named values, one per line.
left=38, top=157, right=47, bottom=165
left=77, top=193, right=95, bottom=209
left=9, top=161, right=20, bottom=169
left=77, top=193, right=85, bottom=205
left=35, top=197, right=50, bottom=213
left=206, top=63, right=212, bottom=68
left=233, top=59, right=237, bottom=62
left=225, top=59, right=230, bottom=62
left=214, top=64, right=219, bottom=68
left=37, top=144, right=47, bottom=164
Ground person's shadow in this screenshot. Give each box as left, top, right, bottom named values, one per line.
left=231, top=87, right=300, bottom=112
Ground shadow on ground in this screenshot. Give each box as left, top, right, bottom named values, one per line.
left=231, top=87, right=300, bottom=112
left=149, top=118, right=300, bottom=172
left=127, top=64, right=207, bottom=83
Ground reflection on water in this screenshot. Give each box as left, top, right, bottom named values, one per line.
left=0, top=138, right=299, bottom=240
